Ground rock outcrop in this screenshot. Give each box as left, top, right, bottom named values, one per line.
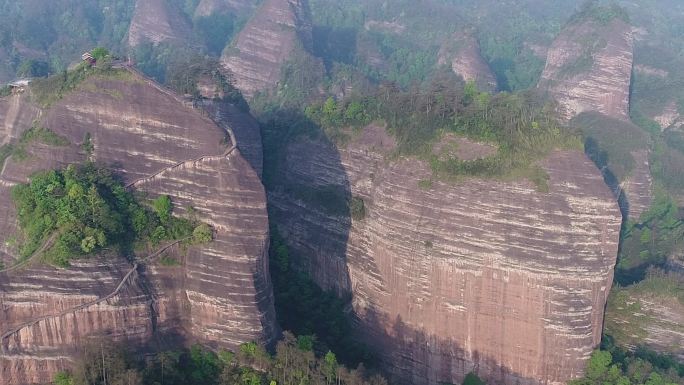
left=128, top=0, right=192, bottom=47
left=538, top=14, right=633, bottom=120
left=221, top=0, right=313, bottom=98
left=269, top=126, right=622, bottom=385
left=0, top=69, right=276, bottom=384
left=605, top=272, right=684, bottom=361
left=437, top=33, right=497, bottom=92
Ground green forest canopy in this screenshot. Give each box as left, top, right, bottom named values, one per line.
left=12, top=162, right=211, bottom=267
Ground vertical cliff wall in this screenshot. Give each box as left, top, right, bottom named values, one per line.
left=0, top=71, right=276, bottom=384
left=268, top=126, right=622, bottom=385
left=538, top=15, right=633, bottom=121
left=221, top=0, right=313, bottom=98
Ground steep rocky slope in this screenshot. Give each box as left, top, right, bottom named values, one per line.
left=538, top=14, right=633, bottom=120
left=221, top=0, right=314, bottom=98
left=269, top=126, right=622, bottom=385
left=128, top=0, right=192, bottom=47
left=437, top=33, right=497, bottom=92
left=0, top=70, right=276, bottom=384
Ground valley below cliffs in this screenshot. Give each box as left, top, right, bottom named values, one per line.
left=267, top=124, right=622, bottom=385
left=0, top=70, right=276, bottom=384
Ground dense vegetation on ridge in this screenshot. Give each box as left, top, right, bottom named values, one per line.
left=303, top=74, right=580, bottom=188
left=11, top=163, right=211, bottom=267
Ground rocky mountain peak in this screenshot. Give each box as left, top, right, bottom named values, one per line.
left=538, top=10, right=633, bottom=120
left=128, top=0, right=192, bottom=47
left=221, top=0, right=314, bottom=98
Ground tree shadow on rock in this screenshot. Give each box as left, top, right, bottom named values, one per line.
left=260, top=107, right=361, bottom=362
left=360, top=308, right=549, bottom=385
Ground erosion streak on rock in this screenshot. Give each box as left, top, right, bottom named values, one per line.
left=128, top=0, right=191, bottom=47
left=269, top=129, right=621, bottom=385
left=221, top=0, right=313, bottom=98
left=538, top=17, right=633, bottom=120
left=1, top=239, right=188, bottom=355
left=0, top=69, right=275, bottom=384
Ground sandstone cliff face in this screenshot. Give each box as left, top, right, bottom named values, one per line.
left=221, top=0, right=313, bottom=98
left=0, top=93, right=39, bottom=147
left=0, top=259, right=154, bottom=385
left=437, top=33, right=497, bottom=92
left=128, top=0, right=192, bottom=47
left=0, top=71, right=276, bottom=384
left=269, top=126, right=622, bottom=385
left=538, top=17, right=633, bottom=120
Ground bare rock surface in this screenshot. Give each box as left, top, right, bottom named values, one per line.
left=538, top=16, right=633, bottom=120
left=0, top=94, right=39, bottom=145
left=221, top=0, right=313, bottom=98
left=438, top=33, right=497, bottom=92
left=128, top=0, right=192, bottom=47
left=0, top=70, right=276, bottom=384
left=269, top=125, right=622, bottom=385
left=201, top=100, right=263, bottom=178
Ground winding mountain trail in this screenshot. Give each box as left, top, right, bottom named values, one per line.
left=120, top=64, right=239, bottom=189
left=0, top=233, right=58, bottom=274
left=0, top=237, right=189, bottom=353
left=1, top=68, right=239, bottom=354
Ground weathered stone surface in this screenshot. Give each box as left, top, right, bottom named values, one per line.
left=0, top=93, right=39, bottom=146
left=0, top=71, right=276, bottom=384
left=269, top=126, right=622, bottom=385
left=0, top=259, right=153, bottom=385
left=201, top=100, right=263, bottom=178
left=221, top=0, right=313, bottom=98
left=538, top=17, right=633, bottom=120
left=128, top=0, right=192, bottom=47
left=438, top=33, right=497, bottom=92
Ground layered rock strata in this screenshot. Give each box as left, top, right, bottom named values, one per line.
left=0, top=70, right=276, bottom=384
left=538, top=16, right=633, bottom=120
left=269, top=126, right=622, bottom=385
left=128, top=0, right=192, bottom=47
left=221, top=0, right=313, bottom=98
